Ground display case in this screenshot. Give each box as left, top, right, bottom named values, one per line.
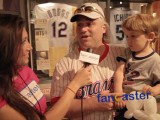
left=26, top=0, right=160, bottom=101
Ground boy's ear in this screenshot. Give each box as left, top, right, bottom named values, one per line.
left=148, top=32, right=155, bottom=41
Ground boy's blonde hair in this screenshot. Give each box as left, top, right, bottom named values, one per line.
left=122, top=14, right=160, bottom=42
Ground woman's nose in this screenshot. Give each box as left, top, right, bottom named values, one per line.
left=27, top=43, right=32, bottom=50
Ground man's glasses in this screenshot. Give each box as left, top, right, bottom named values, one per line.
left=74, top=5, right=105, bottom=19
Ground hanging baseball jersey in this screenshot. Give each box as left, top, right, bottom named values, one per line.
left=33, top=3, right=75, bottom=47
left=110, top=7, right=139, bottom=44
left=33, top=3, right=76, bottom=74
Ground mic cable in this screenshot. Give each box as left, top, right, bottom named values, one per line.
left=81, top=48, right=93, bottom=120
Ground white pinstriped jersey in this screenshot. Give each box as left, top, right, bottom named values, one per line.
left=50, top=44, right=125, bottom=120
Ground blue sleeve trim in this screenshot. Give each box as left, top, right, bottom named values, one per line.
left=153, top=81, right=160, bottom=86
left=116, top=56, right=127, bottom=63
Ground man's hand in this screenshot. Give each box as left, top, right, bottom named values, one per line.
left=93, top=90, right=114, bottom=111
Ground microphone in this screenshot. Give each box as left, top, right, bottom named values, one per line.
left=84, top=48, right=93, bottom=67
left=80, top=48, right=93, bottom=120
left=79, top=48, right=100, bottom=67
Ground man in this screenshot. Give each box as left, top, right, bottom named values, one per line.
left=50, top=3, right=125, bottom=120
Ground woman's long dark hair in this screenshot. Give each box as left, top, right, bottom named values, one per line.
left=0, top=14, right=45, bottom=120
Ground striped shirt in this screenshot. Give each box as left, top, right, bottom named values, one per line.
left=51, top=44, right=125, bottom=120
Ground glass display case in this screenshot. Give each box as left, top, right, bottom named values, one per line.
left=26, top=0, right=160, bottom=101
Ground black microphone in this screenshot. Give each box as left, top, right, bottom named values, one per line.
left=81, top=48, right=93, bottom=120
left=84, top=48, right=93, bottom=68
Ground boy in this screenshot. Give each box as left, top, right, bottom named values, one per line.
left=114, top=14, right=160, bottom=119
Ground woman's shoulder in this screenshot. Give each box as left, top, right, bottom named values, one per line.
left=0, top=97, right=7, bottom=109
left=18, top=66, right=39, bottom=83
left=18, top=66, right=34, bottom=75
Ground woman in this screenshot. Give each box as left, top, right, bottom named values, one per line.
left=0, top=14, right=91, bottom=120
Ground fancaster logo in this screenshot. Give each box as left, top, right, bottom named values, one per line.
left=97, top=91, right=151, bottom=102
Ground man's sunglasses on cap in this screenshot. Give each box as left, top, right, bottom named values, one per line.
left=74, top=5, right=105, bottom=19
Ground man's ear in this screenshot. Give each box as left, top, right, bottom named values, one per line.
left=102, top=23, right=107, bottom=34
left=148, top=32, right=155, bottom=42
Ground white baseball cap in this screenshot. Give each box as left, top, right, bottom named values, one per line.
left=70, top=3, right=105, bottom=22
